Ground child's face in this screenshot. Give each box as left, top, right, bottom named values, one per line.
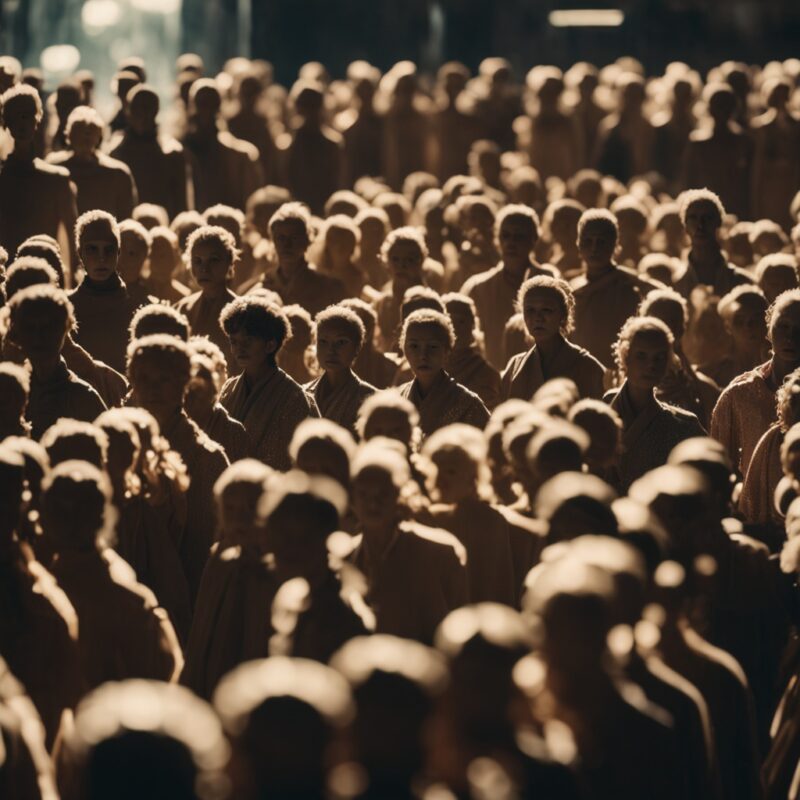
left=432, top=449, right=476, bottom=504
left=69, top=122, right=101, bottom=157
left=316, top=321, right=358, bottom=374
left=118, top=231, right=148, bottom=284
left=387, top=241, right=424, bottom=290
left=498, top=219, right=535, bottom=266
left=523, top=289, right=563, bottom=343
left=446, top=304, right=474, bottom=346
left=364, top=408, right=412, bottom=445
left=80, top=223, right=120, bottom=281
left=625, top=332, right=671, bottom=391
left=11, top=303, right=69, bottom=361
left=190, top=239, right=231, bottom=291
left=404, top=323, right=448, bottom=382
left=184, top=371, right=217, bottom=418
left=228, top=328, right=275, bottom=372
left=578, top=222, right=616, bottom=270
left=130, top=356, right=187, bottom=418
left=272, top=220, right=309, bottom=266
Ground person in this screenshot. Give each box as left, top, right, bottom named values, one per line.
left=0, top=443, right=82, bottom=751
left=276, top=303, right=317, bottom=385
left=571, top=209, right=659, bottom=367
left=442, top=292, right=501, bottom=409
left=219, top=294, right=317, bottom=470
left=314, top=214, right=365, bottom=296
left=182, top=79, right=263, bottom=212
left=501, top=275, right=606, bottom=403
left=755, top=253, right=799, bottom=305
left=420, top=424, right=516, bottom=605
left=541, top=199, right=584, bottom=279
left=117, top=219, right=154, bottom=308
left=226, top=71, right=276, bottom=182
left=347, top=440, right=468, bottom=643
left=397, top=308, right=489, bottom=438
left=340, top=297, right=397, bottom=389
left=0, top=84, right=78, bottom=272
left=0, top=361, right=31, bottom=438
left=129, top=302, right=190, bottom=342
left=6, top=284, right=105, bottom=439
left=711, top=289, right=800, bottom=477
left=127, top=334, right=229, bottom=600
left=68, top=210, right=139, bottom=373
left=568, top=397, right=623, bottom=480
left=259, top=202, right=346, bottom=314
left=181, top=459, right=276, bottom=699
left=462, top=205, right=555, bottom=371
left=304, top=304, right=376, bottom=434
left=46, top=105, right=136, bottom=220
left=39, top=418, right=107, bottom=469
left=57, top=680, right=230, bottom=800
left=143, top=226, right=190, bottom=303
left=606, top=316, right=704, bottom=490
left=42, top=459, right=182, bottom=691
left=175, top=225, right=238, bottom=371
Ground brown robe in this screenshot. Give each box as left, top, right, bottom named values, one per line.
left=656, top=355, right=720, bottom=430
left=175, top=289, right=237, bottom=372
left=353, top=345, right=398, bottom=390
left=739, top=424, right=784, bottom=526
left=398, top=371, right=490, bottom=438
left=305, top=370, right=376, bottom=435
left=710, top=361, right=777, bottom=477
left=446, top=346, right=502, bottom=410
left=259, top=263, right=346, bottom=316
left=220, top=366, right=318, bottom=471
left=203, top=403, right=251, bottom=462
left=500, top=336, right=606, bottom=402
left=62, top=337, right=129, bottom=408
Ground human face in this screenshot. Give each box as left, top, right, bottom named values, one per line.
left=190, top=239, right=231, bottom=293
left=118, top=230, right=148, bottom=285
left=522, top=288, right=564, bottom=343
left=130, top=356, right=188, bottom=420
left=432, top=449, right=476, bottom=504
left=128, top=94, right=158, bottom=136
left=316, top=321, right=359, bottom=375
left=184, top=372, right=217, bottom=420
left=227, top=328, right=275, bottom=373
left=363, top=408, right=412, bottom=446
left=352, top=467, right=399, bottom=531
left=387, top=241, right=424, bottom=291
left=272, top=220, right=309, bottom=268
left=446, top=304, right=474, bottom=348
left=578, top=221, right=616, bottom=272
left=403, top=323, right=449, bottom=386
left=498, top=218, right=536, bottom=268
left=11, top=304, right=69, bottom=363
left=760, top=268, right=798, bottom=305
left=624, top=331, right=671, bottom=391
left=728, top=299, right=767, bottom=350
left=4, top=96, right=38, bottom=143
left=69, top=122, right=101, bottom=158
left=326, top=228, right=356, bottom=264
left=684, top=200, right=721, bottom=246
left=296, top=439, right=349, bottom=488
left=219, top=483, right=263, bottom=546
left=770, top=302, right=800, bottom=368
left=79, top=223, right=119, bottom=282
left=148, top=238, right=177, bottom=281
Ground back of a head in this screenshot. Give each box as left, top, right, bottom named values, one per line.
left=535, top=472, right=618, bottom=543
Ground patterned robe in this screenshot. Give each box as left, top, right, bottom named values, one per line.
left=305, top=370, right=376, bottom=435
left=204, top=403, right=251, bottom=462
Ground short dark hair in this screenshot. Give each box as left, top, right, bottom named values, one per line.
left=220, top=295, right=291, bottom=350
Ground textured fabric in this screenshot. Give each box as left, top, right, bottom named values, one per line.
left=175, top=290, right=237, bottom=371
left=62, top=337, right=128, bottom=408
left=220, top=366, right=318, bottom=471
left=446, top=346, right=502, bottom=409
left=501, top=336, right=606, bottom=402
left=305, top=370, right=376, bottom=434
left=656, top=355, right=720, bottom=430
left=739, top=424, right=784, bottom=525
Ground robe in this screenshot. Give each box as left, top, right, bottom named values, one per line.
left=62, top=337, right=129, bottom=408
left=175, top=290, right=237, bottom=372
left=607, top=382, right=705, bottom=491
left=220, top=366, right=318, bottom=471
left=398, top=371, right=489, bottom=439
left=353, top=345, right=398, bottom=390
left=51, top=548, right=181, bottom=691
left=68, top=274, right=139, bottom=373
left=259, top=263, right=346, bottom=317
left=446, top=346, right=502, bottom=410
left=348, top=521, right=468, bottom=645
left=656, top=355, right=720, bottom=430
left=203, top=403, right=251, bottom=462
left=500, top=336, right=606, bottom=403
left=571, top=266, right=659, bottom=368
left=493, top=504, right=549, bottom=603
left=46, top=150, right=137, bottom=220
left=27, top=359, right=106, bottom=441
left=739, top=424, right=784, bottom=527
left=181, top=543, right=278, bottom=700
left=710, top=361, right=777, bottom=477
left=305, top=370, right=376, bottom=435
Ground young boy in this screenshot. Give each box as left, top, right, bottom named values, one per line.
left=69, top=209, right=139, bottom=373
left=7, top=284, right=105, bottom=439
left=219, top=295, right=318, bottom=471
left=175, top=225, right=238, bottom=370
left=305, top=305, right=376, bottom=434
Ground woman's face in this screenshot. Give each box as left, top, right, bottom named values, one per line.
left=771, top=302, right=800, bottom=368
left=523, top=288, right=564, bottom=343
left=625, top=331, right=671, bottom=391
left=729, top=298, right=767, bottom=349
left=403, top=323, right=449, bottom=383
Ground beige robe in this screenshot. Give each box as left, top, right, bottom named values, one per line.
left=501, top=336, right=606, bottom=402
left=220, top=366, right=318, bottom=471
left=446, top=347, right=502, bottom=410
left=398, top=371, right=490, bottom=438
left=305, top=370, right=376, bottom=434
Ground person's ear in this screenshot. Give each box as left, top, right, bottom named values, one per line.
left=265, top=338, right=279, bottom=356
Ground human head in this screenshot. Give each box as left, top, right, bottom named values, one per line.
left=526, top=421, right=589, bottom=496
left=568, top=399, right=622, bottom=471
left=129, top=303, right=190, bottom=342
left=126, top=83, right=159, bottom=136
left=289, top=418, right=355, bottom=491
left=756, top=254, right=798, bottom=304
left=442, top=292, right=480, bottom=349
left=118, top=220, right=151, bottom=286
left=0, top=83, right=43, bottom=143
left=495, top=205, right=539, bottom=270
left=314, top=305, right=365, bottom=375
left=613, top=316, right=674, bottom=391
left=203, top=205, right=244, bottom=247
left=639, top=288, right=688, bottom=343
left=127, top=335, right=192, bottom=423
left=577, top=209, right=618, bottom=272
left=14, top=239, right=65, bottom=287
left=76, top=210, right=121, bottom=282
left=717, top=285, right=768, bottom=350
left=65, top=105, right=104, bottom=157
left=8, top=284, right=75, bottom=363
left=4, top=257, right=58, bottom=299
left=220, top=295, right=290, bottom=372
left=421, top=424, right=492, bottom=504
left=401, top=309, right=455, bottom=386
left=41, top=419, right=108, bottom=469
left=680, top=189, right=725, bottom=247
left=269, top=202, right=313, bottom=268
left=133, top=203, right=169, bottom=231
left=0, top=362, right=29, bottom=436
left=185, top=225, right=237, bottom=294
left=355, top=390, right=420, bottom=451
left=213, top=459, right=271, bottom=547
left=518, top=275, right=575, bottom=342
left=768, top=289, right=800, bottom=371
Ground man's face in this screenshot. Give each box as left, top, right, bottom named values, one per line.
left=316, top=320, right=358, bottom=375
left=522, top=288, right=563, bottom=343
left=625, top=331, right=671, bottom=391
left=387, top=241, right=424, bottom=290
left=79, top=222, right=119, bottom=281
left=363, top=408, right=412, bottom=445
left=190, top=239, right=231, bottom=291
left=578, top=221, right=616, bottom=271
left=227, top=329, right=275, bottom=372
left=352, top=467, right=399, bottom=531
left=4, top=96, right=39, bottom=143
left=118, top=230, right=148, bottom=284
left=498, top=218, right=536, bottom=266
left=272, top=220, right=309, bottom=267
left=684, top=201, right=721, bottom=245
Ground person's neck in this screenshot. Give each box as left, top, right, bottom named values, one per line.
left=84, top=272, right=121, bottom=291
left=245, top=359, right=277, bottom=387
left=325, top=367, right=351, bottom=390
left=690, top=241, right=721, bottom=271
left=200, top=284, right=229, bottom=301
left=535, top=334, right=562, bottom=364
left=30, top=354, right=62, bottom=381
left=626, top=382, right=656, bottom=413
left=11, top=139, right=35, bottom=161
left=277, top=258, right=307, bottom=280
left=502, top=258, right=530, bottom=284
left=586, top=261, right=615, bottom=281
left=72, top=150, right=98, bottom=163
left=415, top=369, right=443, bottom=397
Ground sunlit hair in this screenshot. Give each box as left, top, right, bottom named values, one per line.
left=639, top=287, right=689, bottom=327
left=517, top=275, right=575, bottom=336
left=9, top=283, right=76, bottom=333
left=577, top=208, right=619, bottom=239
left=282, top=303, right=314, bottom=336
left=220, top=295, right=291, bottom=348
left=401, top=286, right=445, bottom=319
left=315, top=304, right=366, bottom=350
left=289, top=417, right=357, bottom=465
left=5, top=256, right=59, bottom=298
left=777, top=368, right=800, bottom=432
left=119, top=218, right=152, bottom=248
left=421, top=423, right=494, bottom=502
left=749, top=218, right=789, bottom=247
left=269, top=201, right=314, bottom=242
left=185, top=224, right=238, bottom=266
left=495, top=203, right=540, bottom=238
left=75, top=209, right=121, bottom=252
left=0, top=83, right=43, bottom=126
left=339, top=297, right=376, bottom=334
left=14, top=239, right=65, bottom=287
left=133, top=203, right=169, bottom=229
left=717, top=284, right=767, bottom=321
left=65, top=105, right=104, bottom=143
left=188, top=336, right=228, bottom=389
left=756, top=253, right=798, bottom=284
left=568, top=397, right=623, bottom=432
left=380, top=226, right=428, bottom=263
left=767, top=288, right=800, bottom=337
left=0, top=361, right=30, bottom=397
left=129, top=302, right=190, bottom=342
left=127, top=333, right=192, bottom=382
left=355, top=389, right=422, bottom=450
left=400, top=308, right=455, bottom=351
left=40, top=419, right=109, bottom=469
left=443, top=291, right=485, bottom=349
left=213, top=458, right=272, bottom=502
left=613, top=316, right=674, bottom=376
left=679, top=188, right=725, bottom=227
left=95, top=408, right=142, bottom=497
left=320, top=214, right=360, bottom=246
left=525, top=420, right=589, bottom=474
left=203, top=204, right=245, bottom=233
left=351, top=438, right=425, bottom=517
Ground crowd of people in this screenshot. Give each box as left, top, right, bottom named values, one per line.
left=3, top=48, right=800, bottom=799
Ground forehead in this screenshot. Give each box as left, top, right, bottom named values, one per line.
left=120, top=229, right=147, bottom=245
left=272, top=219, right=307, bottom=236
left=500, top=216, right=534, bottom=233
left=524, top=287, right=562, bottom=305
left=686, top=199, right=719, bottom=218
left=191, top=238, right=230, bottom=257
left=81, top=220, right=117, bottom=244
left=629, top=329, right=670, bottom=349
left=580, top=220, right=615, bottom=238
left=317, top=318, right=356, bottom=338
left=774, top=300, right=800, bottom=324
left=389, top=239, right=422, bottom=256
left=406, top=321, right=448, bottom=342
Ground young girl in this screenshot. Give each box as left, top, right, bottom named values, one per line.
left=316, top=214, right=366, bottom=297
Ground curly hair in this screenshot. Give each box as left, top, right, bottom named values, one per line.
left=517, top=275, right=576, bottom=337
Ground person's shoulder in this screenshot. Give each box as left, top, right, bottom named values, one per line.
left=174, top=291, right=201, bottom=311
left=103, top=548, right=161, bottom=609
left=720, top=364, right=768, bottom=394
left=33, top=157, right=71, bottom=180
left=569, top=340, right=606, bottom=369
left=726, top=262, right=754, bottom=285
left=616, top=264, right=660, bottom=291
left=399, top=520, right=468, bottom=566
left=96, top=151, right=134, bottom=176
left=462, top=264, right=503, bottom=295
left=218, top=130, right=259, bottom=161
left=45, top=149, right=71, bottom=166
